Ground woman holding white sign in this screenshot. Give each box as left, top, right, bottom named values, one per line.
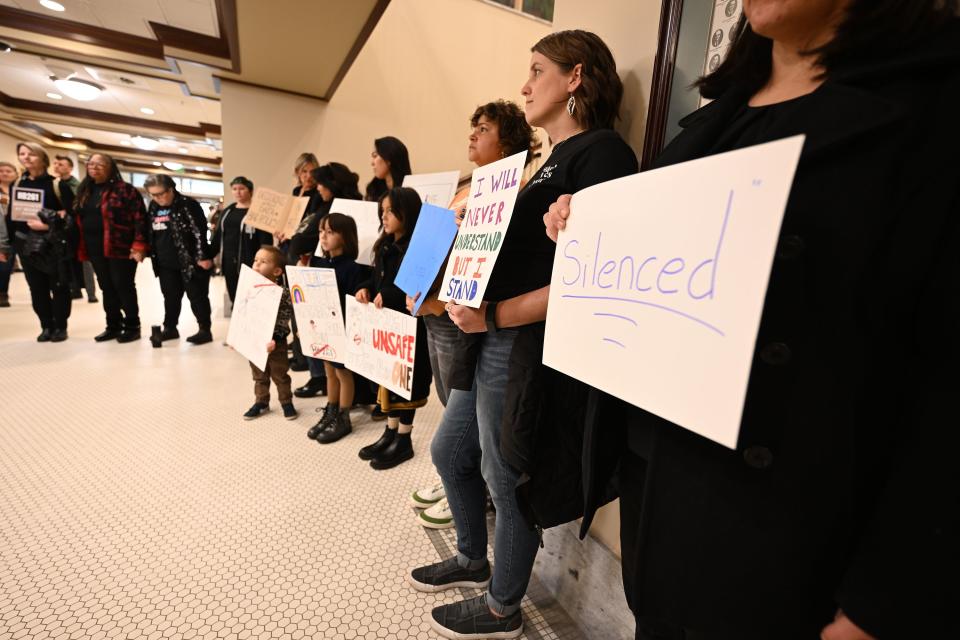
left=544, top=3, right=959, bottom=640
left=417, top=31, right=638, bottom=640
left=12, top=142, right=76, bottom=342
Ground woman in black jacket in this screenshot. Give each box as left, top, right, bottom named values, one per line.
left=290, top=162, right=364, bottom=399
left=12, top=142, right=75, bottom=342
left=144, top=174, right=214, bottom=346
left=210, top=176, right=273, bottom=303
left=543, top=3, right=960, bottom=639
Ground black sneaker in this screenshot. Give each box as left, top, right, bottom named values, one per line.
left=408, top=557, right=490, bottom=593
left=429, top=595, right=522, bottom=639
left=316, top=409, right=352, bottom=444
left=307, top=404, right=338, bottom=439
left=281, top=403, right=298, bottom=420
left=358, top=426, right=395, bottom=460
left=243, top=403, right=269, bottom=420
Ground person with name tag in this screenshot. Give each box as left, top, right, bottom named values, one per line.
left=74, top=153, right=149, bottom=344
left=413, top=31, right=638, bottom=640
left=12, top=142, right=76, bottom=342
left=543, top=2, right=960, bottom=639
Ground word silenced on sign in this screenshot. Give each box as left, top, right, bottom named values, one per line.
left=439, top=150, right=528, bottom=308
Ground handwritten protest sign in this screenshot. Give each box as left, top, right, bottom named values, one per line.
left=11, top=187, right=44, bottom=221
left=543, top=136, right=805, bottom=449
left=318, top=199, right=381, bottom=266
left=394, top=203, right=459, bottom=314
left=287, top=266, right=346, bottom=363
left=244, top=187, right=309, bottom=238
left=227, top=264, right=284, bottom=371
left=437, top=150, right=527, bottom=307
left=402, top=171, right=461, bottom=208
left=344, top=296, right=418, bottom=400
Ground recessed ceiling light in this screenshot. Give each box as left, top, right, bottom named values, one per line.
left=195, top=167, right=204, bottom=172
left=139, top=107, right=155, bottom=115
left=0, top=42, right=12, bottom=53
left=163, top=161, right=184, bottom=171
left=120, top=140, right=131, bottom=146
left=46, top=92, right=63, bottom=100
left=131, top=136, right=160, bottom=151
left=60, top=133, right=73, bottom=138
left=39, top=0, right=65, bottom=12
left=178, top=148, right=188, bottom=154
left=152, top=161, right=162, bottom=167
left=51, top=77, right=104, bottom=101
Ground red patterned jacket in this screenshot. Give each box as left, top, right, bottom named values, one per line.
left=74, top=179, right=149, bottom=260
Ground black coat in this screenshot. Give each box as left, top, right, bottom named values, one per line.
left=575, top=22, right=960, bottom=639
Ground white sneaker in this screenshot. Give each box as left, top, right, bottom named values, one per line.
left=411, top=481, right=445, bottom=508
left=418, top=498, right=454, bottom=529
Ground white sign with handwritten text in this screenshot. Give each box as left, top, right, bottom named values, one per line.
left=543, top=136, right=804, bottom=449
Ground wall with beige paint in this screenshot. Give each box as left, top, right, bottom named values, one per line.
left=221, top=0, right=551, bottom=198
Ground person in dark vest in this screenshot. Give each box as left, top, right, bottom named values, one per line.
left=143, top=174, right=215, bottom=347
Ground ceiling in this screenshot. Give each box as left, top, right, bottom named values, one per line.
left=0, top=0, right=390, bottom=179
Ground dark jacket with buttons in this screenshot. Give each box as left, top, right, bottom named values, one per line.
left=573, top=21, right=960, bottom=640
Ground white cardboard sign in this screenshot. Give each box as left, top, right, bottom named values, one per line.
left=321, top=198, right=381, bottom=266
left=287, top=266, right=346, bottom=364
left=437, top=150, right=527, bottom=307
left=227, top=264, right=284, bottom=372
left=402, top=170, right=461, bottom=208
left=344, top=296, right=418, bottom=400
left=543, top=136, right=805, bottom=449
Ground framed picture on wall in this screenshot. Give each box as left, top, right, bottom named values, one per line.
left=641, top=0, right=744, bottom=169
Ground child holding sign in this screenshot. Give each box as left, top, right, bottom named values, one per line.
left=243, top=246, right=297, bottom=421
left=307, top=213, right=366, bottom=444
left=354, top=187, right=432, bottom=470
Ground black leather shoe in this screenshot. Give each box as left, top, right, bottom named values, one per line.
left=370, top=405, right=388, bottom=421
left=160, top=327, right=179, bottom=341
left=370, top=432, right=413, bottom=470
left=50, top=329, right=68, bottom=342
left=358, top=427, right=396, bottom=460
left=307, top=404, right=337, bottom=439
left=186, top=329, right=213, bottom=345
left=117, top=328, right=141, bottom=343
left=95, top=329, right=121, bottom=342
left=37, top=328, right=53, bottom=342
left=317, top=410, right=352, bottom=444
left=290, top=358, right=309, bottom=372
left=294, top=377, right=326, bottom=398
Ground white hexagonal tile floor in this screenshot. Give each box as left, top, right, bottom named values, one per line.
left=0, top=265, right=586, bottom=640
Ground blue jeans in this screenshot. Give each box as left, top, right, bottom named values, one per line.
left=307, top=356, right=325, bottom=379
left=431, top=329, right=541, bottom=616
left=424, top=313, right=460, bottom=406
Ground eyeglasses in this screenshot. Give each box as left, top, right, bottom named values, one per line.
left=147, top=189, right=170, bottom=199
left=86, top=162, right=107, bottom=168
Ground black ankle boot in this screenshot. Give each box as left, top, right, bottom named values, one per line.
left=317, top=409, right=352, bottom=444
left=358, top=427, right=396, bottom=460
left=307, top=404, right=338, bottom=439
left=370, top=432, right=413, bottom=470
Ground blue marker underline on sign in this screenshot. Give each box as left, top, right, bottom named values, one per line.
left=564, top=295, right=725, bottom=336
left=594, top=312, right=638, bottom=327
left=602, top=338, right=626, bottom=348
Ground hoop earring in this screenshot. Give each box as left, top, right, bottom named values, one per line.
left=566, top=94, right=576, bottom=116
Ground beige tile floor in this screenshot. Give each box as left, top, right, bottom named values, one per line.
left=0, top=265, right=583, bottom=640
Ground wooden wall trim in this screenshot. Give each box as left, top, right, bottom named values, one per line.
left=149, top=22, right=230, bottom=60
left=640, top=0, right=684, bottom=170
left=214, top=0, right=241, bottom=73
left=0, top=6, right=163, bottom=59
left=0, top=91, right=221, bottom=137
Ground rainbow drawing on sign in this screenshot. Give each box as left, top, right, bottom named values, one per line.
left=291, top=285, right=306, bottom=303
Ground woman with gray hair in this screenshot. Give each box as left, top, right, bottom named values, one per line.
left=143, top=174, right=215, bottom=347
